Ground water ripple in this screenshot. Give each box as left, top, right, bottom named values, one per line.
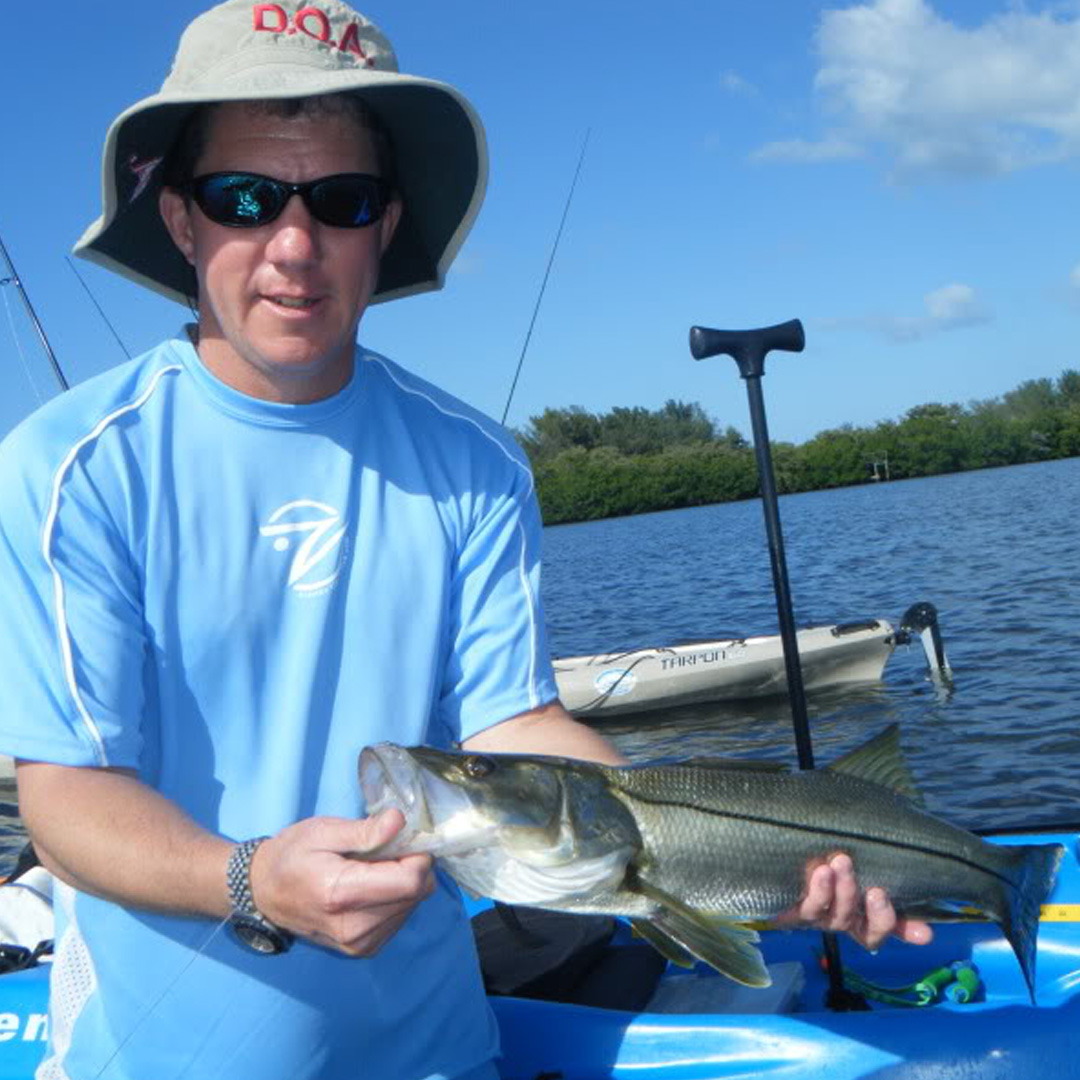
left=544, top=459, right=1080, bottom=832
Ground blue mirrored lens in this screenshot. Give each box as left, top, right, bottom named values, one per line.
left=200, top=176, right=281, bottom=225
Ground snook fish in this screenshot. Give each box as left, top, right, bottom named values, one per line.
left=356, top=726, right=1062, bottom=999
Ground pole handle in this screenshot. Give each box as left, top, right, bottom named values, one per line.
left=689, top=320, right=805, bottom=379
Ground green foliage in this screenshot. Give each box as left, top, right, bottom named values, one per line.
left=1058, top=369, right=1080, bottom=405
left=517, top=406, right=601, bottom=465
left=517, top=376, right=1080, bottom=525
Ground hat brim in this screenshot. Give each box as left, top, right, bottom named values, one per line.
left=73, top=68, right=487, bottom=307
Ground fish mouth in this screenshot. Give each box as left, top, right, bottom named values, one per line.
left=358, top=743, right=498, bottom=858
left=360, top=744, right=425, bottom=823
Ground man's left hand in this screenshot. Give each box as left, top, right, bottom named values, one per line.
left=786, top=853, right=933, bottom=951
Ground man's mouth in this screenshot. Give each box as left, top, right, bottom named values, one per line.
left=266, top=295, right=318, bottom=310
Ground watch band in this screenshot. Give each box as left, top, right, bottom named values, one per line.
left=227, top=836, right=268, bottom=916
left=226, top=836, right=294, bottom=954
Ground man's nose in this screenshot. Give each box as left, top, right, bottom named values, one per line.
left=264, top=194, right=321, bottom=264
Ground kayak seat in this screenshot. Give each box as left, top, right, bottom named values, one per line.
left=472, top=906, right=666, bottom=1012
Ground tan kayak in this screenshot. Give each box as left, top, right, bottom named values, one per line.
left=555, top=619, right=899, bottom=718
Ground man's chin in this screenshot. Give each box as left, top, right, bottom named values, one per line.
left=256, top=351, right=354, bottom=402
left=208, top=338, right=356, bottom=403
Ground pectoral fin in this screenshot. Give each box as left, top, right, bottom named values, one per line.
left=635, top=881, right=771, bottom=988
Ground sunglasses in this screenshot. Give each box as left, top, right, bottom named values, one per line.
left=186, top=172, right=392, bottom=229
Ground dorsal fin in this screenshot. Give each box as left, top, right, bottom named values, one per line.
left=827, top=724, right=925, bottom=806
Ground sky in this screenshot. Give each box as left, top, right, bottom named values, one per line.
left=3, top=0, right=1080, bottom=445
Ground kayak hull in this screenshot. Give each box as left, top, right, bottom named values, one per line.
left=492, top=983, right=1080, bottom=1079
left=555, top=620, right=896, bottom=717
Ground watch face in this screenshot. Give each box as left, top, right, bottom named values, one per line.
left=231, top=915, right=288, bottom=955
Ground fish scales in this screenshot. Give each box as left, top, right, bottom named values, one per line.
left=606, top=763, right=1024, bottom=922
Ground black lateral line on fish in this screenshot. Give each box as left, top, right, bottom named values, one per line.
left=626, top=795, right=1014, bottom=891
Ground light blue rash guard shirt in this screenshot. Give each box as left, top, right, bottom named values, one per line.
left=0, top=331, right=559, bottom=1080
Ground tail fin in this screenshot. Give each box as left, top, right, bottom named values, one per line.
left=998, top=842, right=1063, bottom=1003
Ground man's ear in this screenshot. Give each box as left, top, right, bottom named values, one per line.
left=378, top=197, right=403, bottom=257
left=159, top=188, right=196, bottom=266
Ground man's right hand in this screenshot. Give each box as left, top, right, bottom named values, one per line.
left=17, top=762, right=434, bottom=957
left=248, top=810, right=435, bottom=956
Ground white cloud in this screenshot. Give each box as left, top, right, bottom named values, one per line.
left=1065, top=263, right=1080, bottom=307
left=720, top=70, right=757, bottom=96
left=923, top=283, right=985, bottom=323
left=819, top=282, right=991, bottom=342
left=751, top=135, right=863, bottom=163
left=758, top=0, right=1080, bottom=178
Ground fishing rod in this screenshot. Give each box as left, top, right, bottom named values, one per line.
left=500, top=129, right=591, bottom=426
left=66, top=257, right=132, bottom=360
left=689, top=318, right=864, bottom=1011
left=0, top=232, right=69, bottom=391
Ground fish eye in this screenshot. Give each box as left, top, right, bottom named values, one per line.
left=463, top=755, right=495, bottom=779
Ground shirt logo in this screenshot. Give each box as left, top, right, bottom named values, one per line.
left=260, top=500, right=348, bottom=594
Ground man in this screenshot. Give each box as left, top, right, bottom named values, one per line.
left=0, top=3, right=927, bottom=1077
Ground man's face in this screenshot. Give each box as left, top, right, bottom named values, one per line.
left=159, top=101, right=400, bottom=403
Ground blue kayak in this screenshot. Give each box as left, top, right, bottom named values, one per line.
left=2, top=830, right=1078, bottom=1079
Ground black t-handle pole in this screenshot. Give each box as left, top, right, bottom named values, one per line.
left=689, top=319, right=813, bottom=770
left=690, top=318, right=866, bottom=1013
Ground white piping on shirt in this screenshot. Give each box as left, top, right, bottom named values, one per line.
left=365, top=354, right=546, bottom=711
left=41, top=364, right=183, bottom=767
left=516, top=519, right=542, bottom=712
left=364, top=354, right=536, bottom=492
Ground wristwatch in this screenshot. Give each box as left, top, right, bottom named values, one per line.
left=226, top=836, right=294, bottom=955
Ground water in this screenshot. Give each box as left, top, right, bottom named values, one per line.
left=541, top=458, right=1080, bottom=832
left=2, top=459, right=1077, bottom=875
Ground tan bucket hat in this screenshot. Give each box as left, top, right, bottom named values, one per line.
left=73, top=0, right=488, bottom=306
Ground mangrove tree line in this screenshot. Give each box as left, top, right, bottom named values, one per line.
left=517, top=372, right=1080, bottom=524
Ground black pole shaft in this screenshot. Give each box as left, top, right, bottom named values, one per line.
left=743, top=373, right=860, bottom=1010
left=742, top=374, right=814, bottom=770
left=691, top=319, right=861, bottom=1010
left=0, top=232, right=68, bottom=392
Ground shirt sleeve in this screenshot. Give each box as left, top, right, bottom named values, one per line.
left=436, top=452, right=560, bottom=744
left=0, top=429, right=148, bottom=769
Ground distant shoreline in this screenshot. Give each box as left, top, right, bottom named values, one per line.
left=518, top=378, right=1080, bottom=525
